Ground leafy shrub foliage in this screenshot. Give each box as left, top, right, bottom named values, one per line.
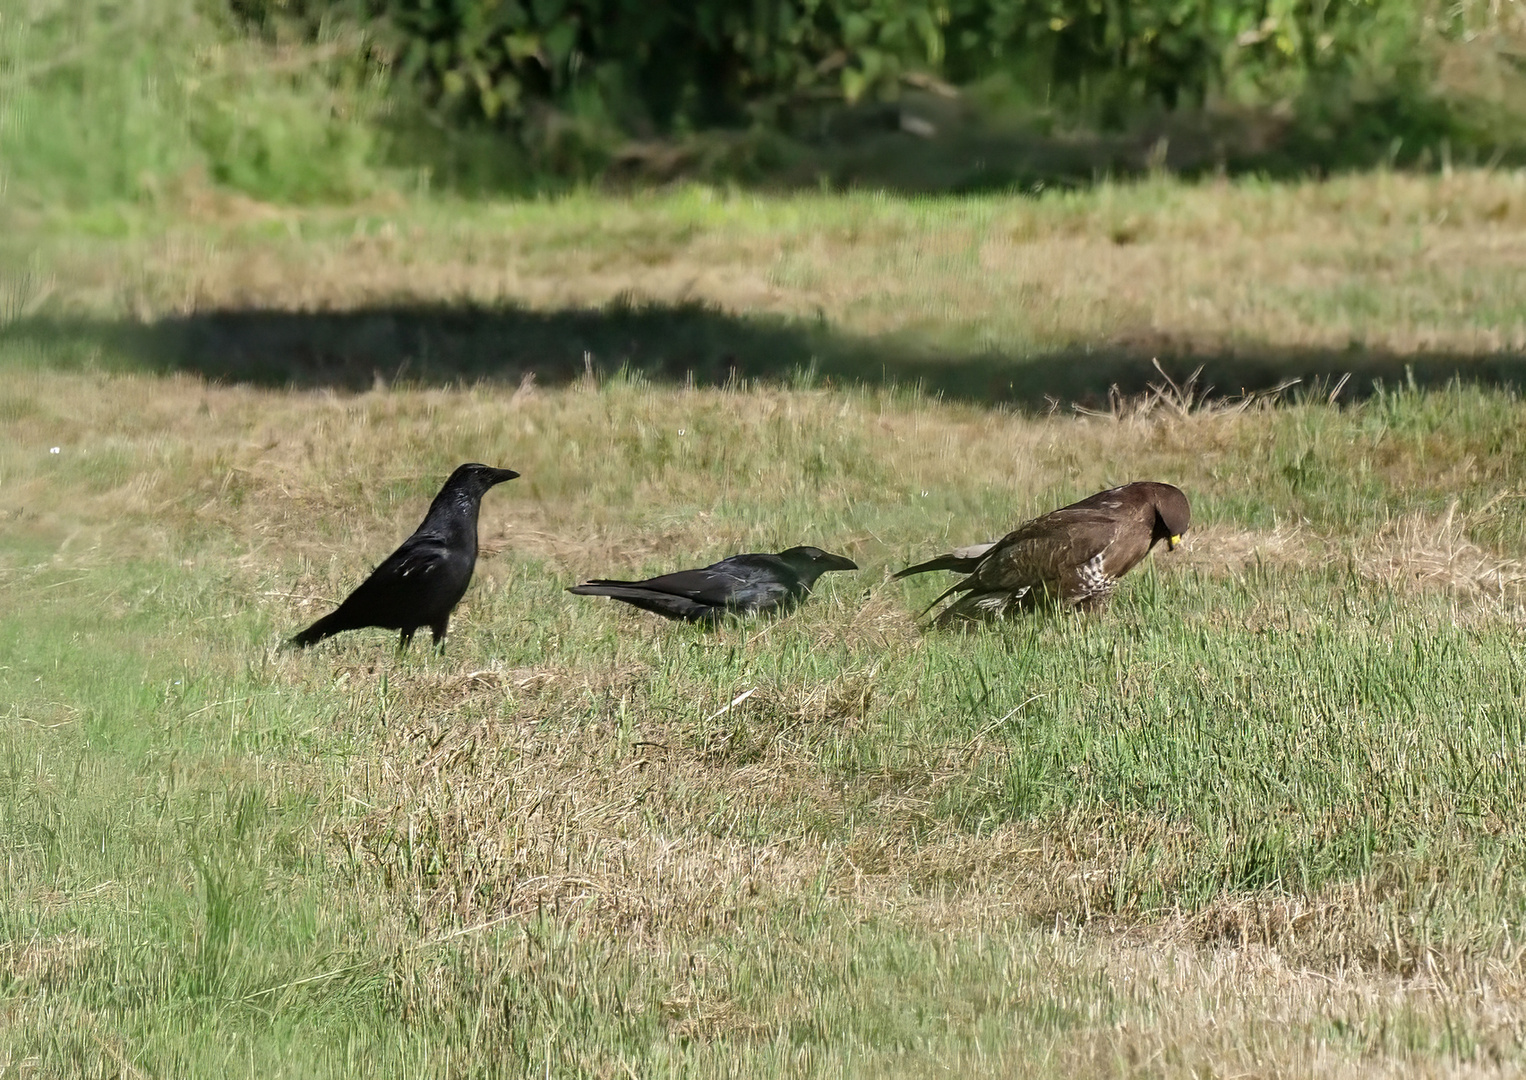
left=235, top=0, right=1434, bottom=134
left=9, top=0, right=1516, bottom=203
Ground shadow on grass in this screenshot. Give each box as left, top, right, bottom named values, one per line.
left=402, top=86, right=1510, bottom=197
left=6, top=302, right=1526, bottom=409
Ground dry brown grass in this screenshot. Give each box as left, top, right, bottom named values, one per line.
left=269, top=649, right=1526, bottom=1076
left=280, top=656, right=1526, bottom=1075
left=7, top=363, right=1520, bottom=611
left=1363, top=503, right=1526, bottom=598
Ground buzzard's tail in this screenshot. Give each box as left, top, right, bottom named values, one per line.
left=893, top=542, right=997, bottom=580
left=894, top=555, right=973, bottom=579
left=928, top=588, right=1032, bottom=628
left=916, top=578, right=977, bottom=621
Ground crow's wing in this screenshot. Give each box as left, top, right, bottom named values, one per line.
left=587, top=554, right=795, bottom=605
left=657, top=555, right=802, bottom=614
left=337, top=537, right=462, bottom=617
left=291, top=536, right=462, bottom=645
left=368, top=536, right=456, bottom=586
left=570, top=554, right=802, bottom=619
left=573, top=567, right=745, bottom=605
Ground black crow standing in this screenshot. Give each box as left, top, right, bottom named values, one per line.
left=568, top=546, right=858, bottom=623
left=289, top=463, right=519, bottom=651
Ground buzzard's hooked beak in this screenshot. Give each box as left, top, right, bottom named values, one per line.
left=1167, top=534, right=1183, bottom=550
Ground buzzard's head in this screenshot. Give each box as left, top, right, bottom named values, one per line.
left=1146, top=484, right=1191, bottom=550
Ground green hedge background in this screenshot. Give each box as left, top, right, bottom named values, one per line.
left=233, top=0, right=1421, bottom=124
left=4, top=0, right=1525, bottom=203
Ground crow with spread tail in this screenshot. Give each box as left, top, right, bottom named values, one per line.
left=896, top=482, right=1190, bottom=625
left=289, top=463, right=519, bottom=651
left=569, top=546, right=857, bottom=623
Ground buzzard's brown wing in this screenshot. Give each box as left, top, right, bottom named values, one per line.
left=913, top=482, right=1180, bottom=626
left=921, top=509, right=1125, bottom=623
left=974, top=509, right=1126, bottom=597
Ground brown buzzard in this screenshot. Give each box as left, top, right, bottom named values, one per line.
left=895, top=481, right=1190, bottom=625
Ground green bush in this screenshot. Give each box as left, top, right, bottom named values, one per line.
left=943, top=0, right=1418, bottom=111
left=5, top=0, right=1522, bottom=203
left=235, top=0, right=1445, bottom=132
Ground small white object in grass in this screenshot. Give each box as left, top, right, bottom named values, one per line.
left=49, top=447, right=60, bottom=454
left=705, top=687, right=756, bottom=723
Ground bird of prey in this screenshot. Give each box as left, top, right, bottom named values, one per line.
left=289, top=463, right=519, bottom=651
left=568, top=546, right=858, bottom=623
left=896, top=481, right=1190, bottom=625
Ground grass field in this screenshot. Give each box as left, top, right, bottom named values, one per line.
left=5, top=173, right=1526, bottom=1076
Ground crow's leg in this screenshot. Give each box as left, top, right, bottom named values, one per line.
left=398, top=627, right=416, bottom=652
left=430, top=618, right=449, bottom=653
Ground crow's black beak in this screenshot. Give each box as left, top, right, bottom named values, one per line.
left=822, top=554, right=858, bottom=572
left=492, top=468, right=520, bottom=484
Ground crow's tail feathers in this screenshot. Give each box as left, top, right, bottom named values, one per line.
left=567, top=583, right=719, bottom=623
